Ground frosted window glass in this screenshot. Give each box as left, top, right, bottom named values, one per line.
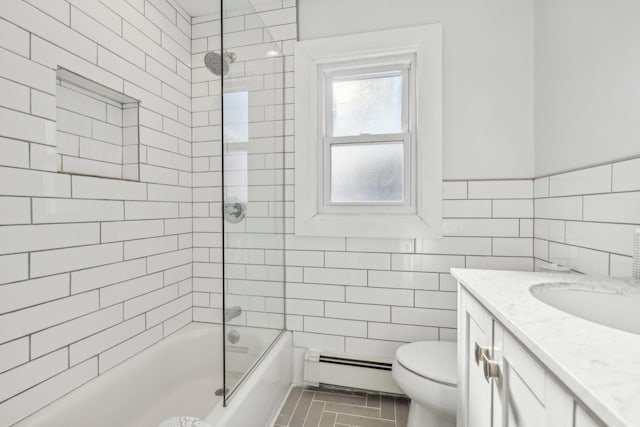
left=332, top=75, right=403, bottom=137
left=331, top=143, right=403, bottom=203
left=223, top=91, right=248, bottom=143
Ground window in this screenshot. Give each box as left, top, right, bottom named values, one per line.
left=320, top=57, right=414, bottom=214
left=295, top=24, right=443, bottom=238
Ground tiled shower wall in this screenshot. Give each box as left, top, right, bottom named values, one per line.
left=55, top=78, right=140, bottom=181
left=534, top=158, right=640, bottom=277
left=190, top=1, right=296, bottom=327
left=0, top=0, right=193, bottom=424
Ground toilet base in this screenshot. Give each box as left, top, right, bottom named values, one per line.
left=407, top=400, right=455, bottom=427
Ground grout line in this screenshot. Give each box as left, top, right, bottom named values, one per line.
left=610, top=163, right=614, bottom=193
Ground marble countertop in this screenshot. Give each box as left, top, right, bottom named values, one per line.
left=451, top=268, right=640, bottom=427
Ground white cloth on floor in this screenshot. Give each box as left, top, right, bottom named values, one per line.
left=158, top=416, right=213, bottom=427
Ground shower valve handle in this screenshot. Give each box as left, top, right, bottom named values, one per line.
left=223, top=201, right=246, bottom=223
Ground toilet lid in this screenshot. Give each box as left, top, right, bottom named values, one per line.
left=396, top=341, right=457, bottom=386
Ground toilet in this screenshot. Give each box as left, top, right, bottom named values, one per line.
left=392, top=341, right=457, bottom=427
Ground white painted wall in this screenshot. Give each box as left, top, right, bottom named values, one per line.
left=298, top=0, right=535, bottom=180
left=535, top=0, right=640, bottom=176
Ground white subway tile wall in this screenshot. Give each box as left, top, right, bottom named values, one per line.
left=534, top=159, right=640, bottom=276
left=0, top=0, right=193, bottom=424
left=56, top=81, right=124, bottom=179
left=285, top=179, right=536, bottom=358
left=287, top=158, right=640, bottom=360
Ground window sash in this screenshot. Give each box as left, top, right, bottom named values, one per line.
left=317, top=56, right=417, bottom=215
left=326, top=67, right=410, bottom=138
left=319, top=133, right=414, bottom=214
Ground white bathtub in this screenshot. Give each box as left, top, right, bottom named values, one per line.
left=15, top=323, right=292, bottom=427
left=205, top=329, right=292, bottom=427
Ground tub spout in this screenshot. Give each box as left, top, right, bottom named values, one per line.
left=224, top=306, right=242, bottom=322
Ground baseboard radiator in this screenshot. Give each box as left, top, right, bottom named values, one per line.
left=303, top=349, right=404, bottom=394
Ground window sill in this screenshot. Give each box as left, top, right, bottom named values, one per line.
left=295, top=212, right=442, bottom=239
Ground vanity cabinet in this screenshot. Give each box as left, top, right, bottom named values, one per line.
left=458, top=286, right=603, bottom=427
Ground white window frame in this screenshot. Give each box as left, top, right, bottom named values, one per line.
left=319, top=56, right=415, bottom=214
left=295, top=24, right=443, bottom=238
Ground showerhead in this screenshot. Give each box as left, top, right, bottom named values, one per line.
left=204, top=51, right=236, bottom=76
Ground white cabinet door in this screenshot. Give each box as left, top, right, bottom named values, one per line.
left=493, top=323, right=573, bottom=427
left=458, top=288, right=493, bottom=427
left=490, top=319, right=504, bottom=427
left=544, top=376, right=573, bottom=426
left=575, top=405, right=605, bottom=427
left=458, top=286, right=600, bottom=427
left=498, top=325, right=545, bottom=427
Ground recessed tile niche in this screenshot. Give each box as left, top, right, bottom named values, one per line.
left=55, top=68, right=140, bottom=181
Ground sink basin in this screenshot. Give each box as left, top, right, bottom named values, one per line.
left=530, top=282, right=640, bottom=335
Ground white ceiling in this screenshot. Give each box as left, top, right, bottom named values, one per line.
left=174, top=0, right=256, bottom=17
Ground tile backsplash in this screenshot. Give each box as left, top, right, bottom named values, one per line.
left=534, top=158, right=640, bottom=277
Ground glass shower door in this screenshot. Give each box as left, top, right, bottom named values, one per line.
left=220, top=0, right=286, bottom=403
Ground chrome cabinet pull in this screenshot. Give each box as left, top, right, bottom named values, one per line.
left=474, top=342, right=490, bottom=366
left=482, top=353, right=501, bottom=383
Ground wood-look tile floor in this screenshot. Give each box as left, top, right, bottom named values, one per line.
left=274, top=386, right=409, bottom=427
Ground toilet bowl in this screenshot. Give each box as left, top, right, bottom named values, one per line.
left=392, top=341, right=457, bottom=427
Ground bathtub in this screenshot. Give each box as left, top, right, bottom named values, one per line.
left=15, top=323, right=292, bottom=427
